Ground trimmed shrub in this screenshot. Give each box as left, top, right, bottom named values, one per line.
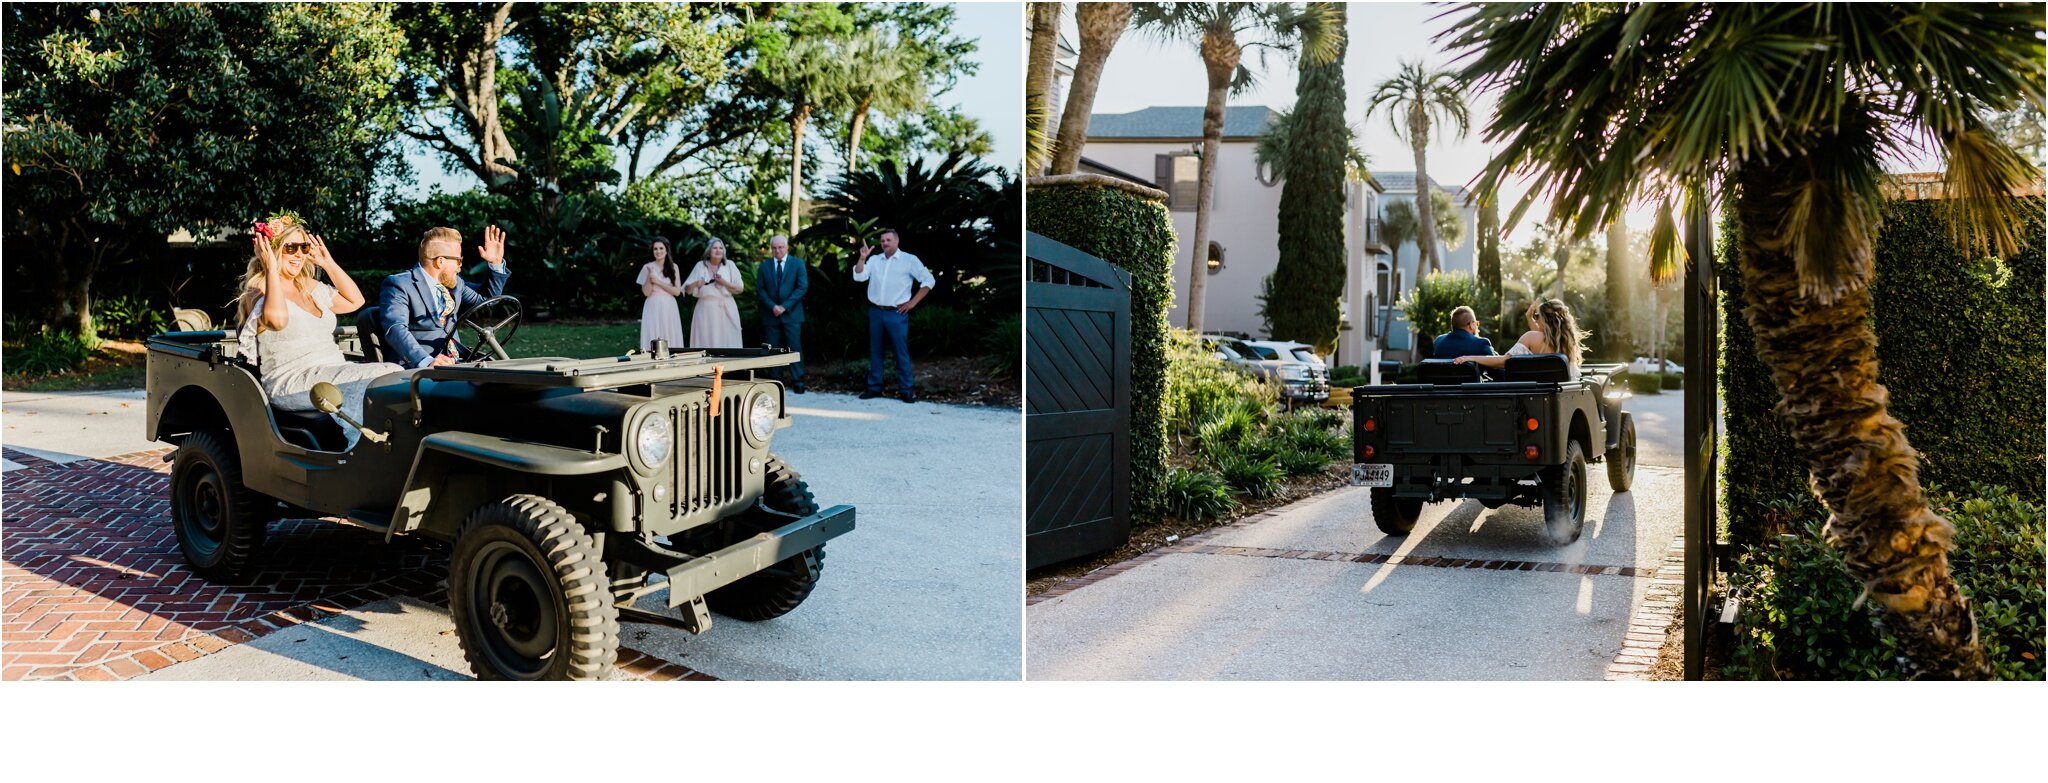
left=983, top=314, right=1021, bottom=375
left=1659, top=371, right=1683, bottom=390
left=1405, top=271, right=1480, bottom=360
left=1719, top=196, right=2048, bottom=547
left=1624, top=372, right=1663, bottom=395
left=1161, top=467, right=1237, bottom=521
left=1215, top=453, right=1284, bottom=499
left=1029, top=181, right=1177, bottom=515
left=1723, top=485, right=2044, bottom=680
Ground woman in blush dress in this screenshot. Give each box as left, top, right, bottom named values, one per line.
left=636, top=236, right=687, bottom=351
left=683, top=237, right=744, bottom=349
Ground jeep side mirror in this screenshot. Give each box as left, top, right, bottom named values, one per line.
left=310, top=382, right=388, bottom=445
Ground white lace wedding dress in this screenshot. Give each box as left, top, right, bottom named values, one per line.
left=240, top=283, right=404, bottom=450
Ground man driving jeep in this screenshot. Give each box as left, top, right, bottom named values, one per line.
left=376, top=225, right=511, bottom=368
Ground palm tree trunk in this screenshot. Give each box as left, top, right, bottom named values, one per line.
left=788, top=105, right=809, bottom=238
left=1188, top=26, right=1240, bottom=333
left=1732, top=164, right=1989, bottom=679
left=1025, top=3, right=1062, bottom=176
left=1410, top=106, right=1439, bottom=274
left=1050, top=3, right=1132, bottom=175
left=847, top=96, right=872, bottom=174
left=1605, top=219, right=1632, bottom=361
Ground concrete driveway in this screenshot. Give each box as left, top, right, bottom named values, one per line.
left=1027, top=390, right=1687, bottom=681
left=3, top=388, right=1021, bottom=681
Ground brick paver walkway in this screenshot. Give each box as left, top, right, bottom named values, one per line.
left=1, top=446, right=705, bottom=681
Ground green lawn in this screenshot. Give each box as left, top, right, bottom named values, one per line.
left=508, top=321, right=641, bottom=360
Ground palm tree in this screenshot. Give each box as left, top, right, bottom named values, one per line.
left=756, top=35, right=858, bottom=238
left=1050, top=3, right=1134, bottom=174
left=1445, top=2, right=2044, bottom=678
left=1366, top=60, right=1470, bottom=275
left=843, top=31, right=925, bottom=174
left=1379, top=198, right=1419, bottom=298
left=1604, top=218, right=1632, bottom=361
left=1133, top=2, right=1324, bottom=333
left=1025, top=2, right=1063, bottom=175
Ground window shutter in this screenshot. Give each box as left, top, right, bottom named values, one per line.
left=1154, top=154, right=1175, bottom=208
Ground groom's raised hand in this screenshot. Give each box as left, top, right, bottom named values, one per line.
left=479, top=225, right=506, bottom=268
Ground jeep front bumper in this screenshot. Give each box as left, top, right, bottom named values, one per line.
left=639, top=503, right=856, bottom=606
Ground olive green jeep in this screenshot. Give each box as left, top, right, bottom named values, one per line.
left=144, top=302, right=853, bottom=680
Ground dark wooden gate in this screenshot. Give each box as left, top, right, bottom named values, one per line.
left=1025, top=232, right=1132, bottom=570
left=1682, top=202, right=1721, bottom=680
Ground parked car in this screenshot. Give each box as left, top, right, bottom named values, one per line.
left=1201, top=334, right=1330, bottom=407
left=145, top=301, right=853, bottom=680
left=1630, top=357, right=1683, bottom=375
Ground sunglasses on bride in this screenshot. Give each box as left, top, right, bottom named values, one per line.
left=282, top=242, right=314, bottom=255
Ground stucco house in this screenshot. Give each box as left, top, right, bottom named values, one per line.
left=1370, top=171, right=1479, bottom=359
left=1079, top=105, right=1391, bottom=369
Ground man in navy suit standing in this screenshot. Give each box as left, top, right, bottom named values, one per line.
left=757, top=235, right=807, bottom=393
left=379, top=225, right=511, bottom=368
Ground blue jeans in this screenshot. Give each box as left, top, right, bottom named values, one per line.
left=866, top=307, right=913, bottom=395
left=761, top=317, right=804, bottom=384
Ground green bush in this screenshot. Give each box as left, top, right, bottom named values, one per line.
left=1196, top=405, right=1261, bottom=463
left=909, top=304, right=977, bottom=356
left=1165, top=330, right=1272, bottom=437
left=6, top=330, right=97, bottom=375
left=1405, top=271, right=1480, bottom=360
left=1214, top=453, right=1284, bottom=499
left=1029, top=182, right=1176, bottom=515
left=90, top=290, right=172, bottom=340
left=1161, top=467, right=1237, bottom=521
left=1719, top=197, right=2047, bottom=549
left=1624, top=372, right=1663, bottom=395
left=1659, top=371, right=1683, bottom=390
left=983, top=314, right=1021, bottom=374
left=1723, top=485, right=2044, bottom=680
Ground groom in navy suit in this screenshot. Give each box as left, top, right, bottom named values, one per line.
left=379, top=225, right=511, bottom=368
left=756, top=235, right=807, bottom=392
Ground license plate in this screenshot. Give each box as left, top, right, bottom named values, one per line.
left=1352, top=463, right=1392, bottom=487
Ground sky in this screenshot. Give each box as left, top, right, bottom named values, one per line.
left=1074, top=1, right=1945, bottom=245
left=399, top=2, right=1024, bottom=198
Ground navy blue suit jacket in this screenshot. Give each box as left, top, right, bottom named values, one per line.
left=1433, top=329, right=1498, bottom=361
left=378, top=263, right=509, bottom=368
left=756, top=255, right=807, bottom=324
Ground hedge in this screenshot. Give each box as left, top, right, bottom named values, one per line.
left=1027, top=179, right=1177, bottom=515
left=1717, top=196, right=2046, bottom=547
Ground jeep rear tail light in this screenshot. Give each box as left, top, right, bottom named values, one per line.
left=1364, top=417, right=1377, bottom=433
left=1360, top=445, right=1375, bottom=459
left=1526, top=417, right=1538, bottom=432
left=1524, top=445, right=1540, bottom=460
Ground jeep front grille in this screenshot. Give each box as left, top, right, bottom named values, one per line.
left=672, top=393, right=744, bottom=514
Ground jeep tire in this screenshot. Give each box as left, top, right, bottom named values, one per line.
left=170, top=430, right=267, bottom=581
left=1606, top=411, right=1637, bottom=492
left=1369, top=485, right=1423, bottom=535
left=707, top=456, right=826, bottom=621
left=449, top=495, right=619, bottom=681
left=1541, top=440, right=1589, bottom=546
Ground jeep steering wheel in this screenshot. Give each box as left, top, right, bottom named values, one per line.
left=457, top=295, right=523, bottom=362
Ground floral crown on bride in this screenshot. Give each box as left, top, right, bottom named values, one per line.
left=251, top=211, right=305, bottom=242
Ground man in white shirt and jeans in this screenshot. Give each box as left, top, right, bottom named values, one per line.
left=851, top=229, right=936, bottom=402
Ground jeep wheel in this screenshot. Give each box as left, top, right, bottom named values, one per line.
left=1606, top=411, right=1637, bottom=492
left=170, top=430, right=266, bottom=581
left=1369, top=486, right=1423, bottom=535
left=449, top=495, right=619, bottom=681
left=1540, top=440, right=1589, bottom=546
left=707, top=456, right=826, bottom=621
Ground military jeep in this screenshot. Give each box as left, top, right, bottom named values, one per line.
left=1349, top=355, right=1635, bottom=545
left=143, top=301, right=853, bottom=680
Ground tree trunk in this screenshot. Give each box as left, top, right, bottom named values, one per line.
left=473, top=3, right=516, bottom=188
left=1732, top=163, right=1989, bottom=679
left=1187, top=25, right=1240, bottom=334
left=1409, top=106, right=1439, bottom=274
left=788, top=105, right=808, bottom=238
left=1024, top=3, right=1062, bottom=176
left=847, top=96, right=872, bottom=174
left=1605, top=219, right=1631, bottom=360
left=1050, top=2, right=1131, bottom=175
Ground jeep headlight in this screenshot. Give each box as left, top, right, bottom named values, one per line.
left=634, top=413, right=671, bottom=468
left=747, top=392, right=780, bottom=442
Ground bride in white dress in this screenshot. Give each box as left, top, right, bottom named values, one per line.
left=236, top=216, right=404, bottom=451
left=1452, top=298, right=1589, bottom=376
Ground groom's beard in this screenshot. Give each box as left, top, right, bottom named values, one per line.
left=437, top=269, right=460, bottom=289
